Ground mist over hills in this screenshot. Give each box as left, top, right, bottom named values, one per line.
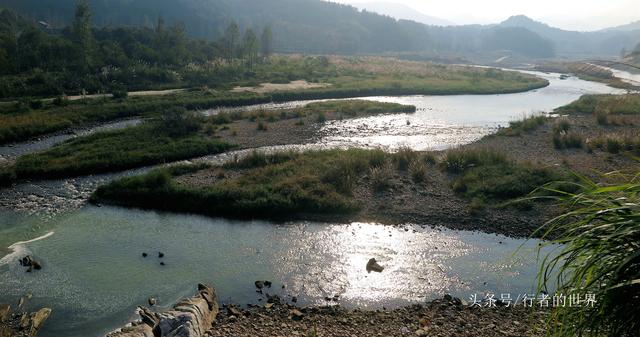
left=351, top=1, right=455, bottom=26
left=499, top=15, right=640, bottom=58
left=1, top=0, right=638, bottom=59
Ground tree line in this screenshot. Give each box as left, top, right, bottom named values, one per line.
left=0, top=1, right=274, bottom=98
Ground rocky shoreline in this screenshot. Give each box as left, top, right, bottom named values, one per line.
left=108, top=284, right=548, bottom=337
left=0, top=296, right=51, bottom=337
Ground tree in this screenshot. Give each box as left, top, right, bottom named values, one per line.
left=242, top=28, right=259, bottom=69
left=223, top=21, right=240, bottom=63
left=260, top=25, right=273, bottom=59
left=71, top=0, right=94, bottom=72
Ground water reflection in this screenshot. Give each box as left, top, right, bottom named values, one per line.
left=0, top=206, right=554, bottom=337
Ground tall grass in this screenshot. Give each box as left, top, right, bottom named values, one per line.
left=497, top=114, right=547, bottom=136
left=535, top=172, right=640, bottom=337
left=14, top=123, right=233, bottom=179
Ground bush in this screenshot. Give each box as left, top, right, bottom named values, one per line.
left=0, top=166, right=16, bottom=187
left=161, top=108, right=203, bottom=136
left=111, top=86, right=128, bottom=100
left=29, top=100, right=44, bottom=110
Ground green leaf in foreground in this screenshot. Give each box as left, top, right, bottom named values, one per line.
left=536, top=172, right=640, bottom=337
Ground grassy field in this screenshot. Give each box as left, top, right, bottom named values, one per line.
left=0, top=56, right=547, bottom=144
left=556, top=94, right=640, bottom=115
left=535, top=62, right=637, bottom=90
left=92, top=149, right=386, bottom=218
left=13, top=122, right=233, bottom=179
left=92, top=147, right=566, bottom=219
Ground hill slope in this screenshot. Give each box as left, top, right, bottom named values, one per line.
left=500, top=15, right=640, bottom=58
left=0, top=0, right=567, bottom=58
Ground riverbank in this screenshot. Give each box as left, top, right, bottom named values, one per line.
left=0, top=56, right=547, bottom=145
left=210, top=296, right=547, bottom=337
left=109, top=283, right=548, bottom=337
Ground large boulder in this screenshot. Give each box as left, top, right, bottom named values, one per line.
left=108, top=283, right=219, bottom=337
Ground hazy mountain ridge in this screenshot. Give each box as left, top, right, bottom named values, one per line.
left=499, top=15, right=640, bottom=57
left=0, top=0, right=637, bottom=59
left=352, top=2, right=454, bottom=26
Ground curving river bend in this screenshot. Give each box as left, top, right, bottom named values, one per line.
left=0, top=70, right=627, bottom=337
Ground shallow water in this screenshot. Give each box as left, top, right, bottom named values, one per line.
left=206, top=71, right=623, bottom=151
left=0, top=69, right=621, bottom=336
left=0, top=206, right=557, bottom=337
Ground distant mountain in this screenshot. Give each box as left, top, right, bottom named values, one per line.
left=353, top=2, right=454, bottom=26
left=601, top=20, right=640, bottom=32
left=500, top=15, right=640, bottom=58
left=0, top=0, right=564, bottom=59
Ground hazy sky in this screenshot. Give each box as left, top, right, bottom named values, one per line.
left=329, top=0, right=640, bottom=31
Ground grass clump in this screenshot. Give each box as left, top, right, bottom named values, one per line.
left=557, top=94, right=640, bottom=115
left=497, top=114, right=547, bottom=136
left=551, top=118, right=582, bottom=150
left=535, top=172, right=640, bottom=337
left=442, top=148, right=568, bottom=202
left=370, top=161, right=394, bottom=192
left=409, top=160, right=428, bottom=183
left=440, top=148, right=508, bottom=173
left=553, top=130, right=584, bottom=150
left=587, top=136, right=640, bottom=155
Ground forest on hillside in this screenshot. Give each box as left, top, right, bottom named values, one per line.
left=0, top=0, right=561, bottom=57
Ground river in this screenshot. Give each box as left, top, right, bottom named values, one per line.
left=0, top=70, right=626, bottom=337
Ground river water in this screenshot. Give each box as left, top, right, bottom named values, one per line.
left=0, top=70, right=625, bottom=337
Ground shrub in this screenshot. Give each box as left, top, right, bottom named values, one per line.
left=53, top=95, right=69, bottom=107
left=257, top=121, right=268, bottom=131
left=0, top=165, right=16, bottom=187
left=317, top=112, right=326, bottom=123
left=111, top=87, right=128, bottom=100
left=29, top=100, right=44, bottom=110
left=161, top=108, right=203, bottom=136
